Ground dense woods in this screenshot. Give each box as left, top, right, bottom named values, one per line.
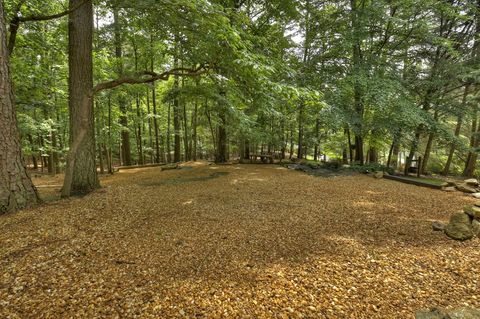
left=2, top=0, right=480, bottom=212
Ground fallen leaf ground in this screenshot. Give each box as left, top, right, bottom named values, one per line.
left=1, top=163, right=479, bottom=318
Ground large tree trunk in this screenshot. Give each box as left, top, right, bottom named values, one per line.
left=0, top=1, right=39, bottom=213
left=351, top=0, right=365, bottom=165
left=62, top=0, right=99, bottom=197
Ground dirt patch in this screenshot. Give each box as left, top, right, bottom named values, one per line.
left=1, top=163, right=479, bottom=318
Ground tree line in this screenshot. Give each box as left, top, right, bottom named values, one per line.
left=1, top=0, right=480, bottom=213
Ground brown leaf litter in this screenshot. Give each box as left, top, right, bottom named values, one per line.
left=1, top=163, right=479, bottom=318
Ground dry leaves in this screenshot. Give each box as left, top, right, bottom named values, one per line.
left=1, top=163, right=479, bottom=318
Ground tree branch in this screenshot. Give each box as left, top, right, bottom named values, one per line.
left=93, top=65, right=211, bottom=94
left=8, top=0, right=88, bottom=55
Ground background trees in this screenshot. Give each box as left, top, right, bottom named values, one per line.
left=2, top=0, right=480, bottom=212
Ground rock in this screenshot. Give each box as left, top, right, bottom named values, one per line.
left=415, top=308, right=449, bottom=319
left=463, top=206, right=480, bottom=220
left=456, top=184, right=477, bottom=193
left=446, top=180, right=460, bottom=187
left=472, top=220, right=480, bottom=237
left=464, top=178, right=479, bottom=186
left=445, top=213, right=474, bottom=241
left=472, top=193, right=480, bottom=199
left=161, top=163, right=179, bottom=171
left=416, top=308, right=480, bottom=319
left=443, top=186, right=457, bottom=192
left=448, top=307, right=480, bottom=319
left=373, top=171, right=384, bottom=179
left=432, top=221, right=445, bottom=232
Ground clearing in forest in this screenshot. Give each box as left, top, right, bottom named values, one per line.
left=1, top=163, right=479, bottom=318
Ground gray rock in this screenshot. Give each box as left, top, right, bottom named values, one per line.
left=445, top=213, right=474, bottom=241
left=472, top=220, right=480, bottom=237
left=443, top=187, right=457, bottom=192
left=415, top=308, right=449, bottom=319
left=456, top=184, right=477, bottom=193
left=432, top=221, right=445, bottom=232
left=464, top=178, right=479, bottom=186
left=448, top=308, right=480, bottom=319
left=472, top=193, right=480, bottom=199
left=446, top=180, right=459, bottom=187
left=373, top=171, right=384, bottom=179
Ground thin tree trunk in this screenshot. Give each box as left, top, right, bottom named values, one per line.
left=146, top=86, right=153, bottom=163
left=314, top=118, right=320, bottom=161
left=113, top=8, right=131, bottom=166
left=297, top=103, right=304, bottom=160
left=443, top=86, right=469, bottom=175
left=152, top=83, right=160, bottom=163
left=166, top=102, right=172, bottom=163
left=107, top=95, right=113, bottom=174
left=192, top=97, right=198, bottom=161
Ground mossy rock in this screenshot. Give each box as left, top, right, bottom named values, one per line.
left=464, top=205, right=480, bottom=220
left=445, top=213, right=474, bottom=241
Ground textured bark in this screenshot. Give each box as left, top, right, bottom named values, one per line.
left=62, top=0, right=99, bottom=197
left=0, top=1, right=39, bottom=213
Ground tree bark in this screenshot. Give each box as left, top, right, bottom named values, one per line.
left=0, top=1, right=39, bottom=213
left=62, top=0, right=99, bottom=197
left=113, top=8, right=132, bottom=166
left=443, top=85, right=469, bottom=175
left=314, top=118, right=320, bottom=161
left=297, top=103, right=304, bottom=160
left=173, top=78, right=181, bottom=162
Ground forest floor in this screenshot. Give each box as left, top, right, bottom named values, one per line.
left=1, top=162, right=479, bottom=318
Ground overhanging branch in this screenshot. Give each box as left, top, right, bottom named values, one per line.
left=8, top=0, right=88, bottom=55
left=93, top=65, right=211, bottom=94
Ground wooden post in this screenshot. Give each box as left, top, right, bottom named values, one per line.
left=417, top=156, right=422, bottom=177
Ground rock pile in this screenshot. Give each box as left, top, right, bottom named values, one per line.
left=447, top=178, right=480, bottom=194
left=433, top=204, right=480, bottom=241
